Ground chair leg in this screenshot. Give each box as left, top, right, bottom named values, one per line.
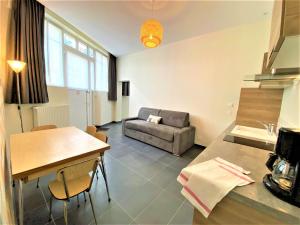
left=83, top=192, right=87, bottom=202
left=48, top=196, right=53, bottom=222
left=77, top=195, right=80, bottom=208
left=95, top=169, right=99, bottom=180
left=88, top=192, right=97, bottom=225
left=64, top=201, right=68, bottom=225
left=36, top=178, right=40, bottom=188
left=100, top=155, right=111, bottom=202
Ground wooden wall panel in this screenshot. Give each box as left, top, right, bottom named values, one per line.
left=236, top=88, right=283, bottom=128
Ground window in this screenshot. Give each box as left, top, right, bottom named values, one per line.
left=90, top=62, right=95, bottom=90
left=95, top=52, right=108, bottom=92
left=64, top=33, right=76, bottom=48
left=88, top=48, right=94, bottom=58
left=44, top=19, right=109, bottom=91
left=78, top=42, right=88, bottom=54
left=66, top=51, right=89, bottom=90
left=45, top=22, right=64, bottom=87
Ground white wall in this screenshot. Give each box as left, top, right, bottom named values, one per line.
left=4, top=86, right=115, bottom=137
left=275, top=36, right=300, bottom=128
left=117, top=20, right=271, bottom=146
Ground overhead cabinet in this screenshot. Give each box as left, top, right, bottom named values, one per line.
left=267, top=0, right=300, bottom=69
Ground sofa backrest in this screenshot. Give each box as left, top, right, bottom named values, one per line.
left=138, top=107, right=160, bottom=120
left=159, top=110, right=189, bottom=128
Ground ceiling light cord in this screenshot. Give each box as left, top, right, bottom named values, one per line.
left=152, top=0, right=154, bottom=18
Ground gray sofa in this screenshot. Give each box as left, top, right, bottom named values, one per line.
left=122, top=107, right=195, bottom=156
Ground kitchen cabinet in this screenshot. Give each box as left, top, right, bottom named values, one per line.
left=266, top=0, right=300, bottom=69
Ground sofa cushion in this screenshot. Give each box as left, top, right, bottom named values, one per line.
left=125, top=120, right=176, bottom=142
left=138, top=107, right=160, bottom=120
left=158, top=110, right=189, bottom=128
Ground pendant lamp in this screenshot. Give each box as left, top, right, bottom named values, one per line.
left=140, top=1, right=163, bottom=48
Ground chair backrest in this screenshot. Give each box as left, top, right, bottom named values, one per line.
left=31, top=124, right=57, bottom=131
left=86, top=126, right=97, bottom=136
left=94, top=131, right=108, bottom=143
left=57, top=158, right=99, bottom=198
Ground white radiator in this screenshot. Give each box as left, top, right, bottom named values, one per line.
left=33, top=105, right=70, bottom=128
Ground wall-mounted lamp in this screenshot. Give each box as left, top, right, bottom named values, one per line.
left=7, top=60, right=26, bottom=132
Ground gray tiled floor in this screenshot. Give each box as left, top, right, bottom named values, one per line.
left=19, top=123, right=204, bottom=225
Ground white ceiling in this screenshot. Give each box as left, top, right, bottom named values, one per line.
left=40, top=0, right=273, bottom=56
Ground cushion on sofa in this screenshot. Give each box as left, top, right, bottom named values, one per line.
left=125, top=120, right=177, bottom=142
left=138, top=107, right=160, bottom=120
left=158, top=110, right=189, bottom=128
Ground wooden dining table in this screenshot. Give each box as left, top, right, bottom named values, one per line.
left=10, top=126, right=110, bottom=225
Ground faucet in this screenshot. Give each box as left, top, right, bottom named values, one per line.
left=256, top=120, right=276, bottom=136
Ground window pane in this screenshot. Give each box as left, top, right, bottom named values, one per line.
left=64, top=33, right=76, bottom=48
left=90, top=62, right=95, bottom=90
left=88, top=48, right=94, bottom=58
left=66, top=51, right=89, bottom=90
left=95, top=52, right=108, bottom=92
left=47, top=23, right=64, bottom=86
left=48, top=23, right=61, bottom=42
left=78, top=42, right=87, bottom=54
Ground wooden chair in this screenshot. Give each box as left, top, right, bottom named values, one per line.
left=94, top=131, right=111, bottom=202
left=31, top=124, right=57, bottom=188
left=48, top=158, right=99, bottom=225
left=86, top=125, right=97, bottom=136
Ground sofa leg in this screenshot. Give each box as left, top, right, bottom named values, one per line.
left=173, top=153, right=180, bottom=157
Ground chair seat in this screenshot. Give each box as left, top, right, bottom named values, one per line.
left=125, top=120, right=178, bottom=141
left=48, top=175, right=91, bottom=200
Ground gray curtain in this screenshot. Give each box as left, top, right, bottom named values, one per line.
left=108, top=54, right=117, bottom=101
left=6, top=0, right=48, bottom=104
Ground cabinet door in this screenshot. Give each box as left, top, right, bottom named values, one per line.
left=284, top=0, right=300, bottom=36
left=268, top=0, right=285, bottom=62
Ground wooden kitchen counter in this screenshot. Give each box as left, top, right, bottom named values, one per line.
left=190, top=124, right=300, bottom=224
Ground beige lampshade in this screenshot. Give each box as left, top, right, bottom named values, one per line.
left=7, top=60, right=26, bottom=73
left=140, top=19, right=163, bottom=48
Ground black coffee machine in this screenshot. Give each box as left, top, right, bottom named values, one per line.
left=263, top=127, right=300, bottom=207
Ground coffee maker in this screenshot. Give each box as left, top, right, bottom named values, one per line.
left=263, top=127, right=300, bottom=207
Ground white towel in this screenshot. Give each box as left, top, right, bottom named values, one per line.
left=177, top=157, right=254, bottom=218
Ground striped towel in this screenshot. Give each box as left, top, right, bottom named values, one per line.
left=177, top=157, right=254, bottom=218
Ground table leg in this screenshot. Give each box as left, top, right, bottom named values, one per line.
left=18, top=180, right=24, bottom=225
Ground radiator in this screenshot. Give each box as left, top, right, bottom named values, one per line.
left=33, top=105, right=70, bottom=128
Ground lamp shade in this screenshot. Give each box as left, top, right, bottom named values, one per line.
left=140, top=19, right=163, bottom=48
left=7, top=60, right=26, bottom=73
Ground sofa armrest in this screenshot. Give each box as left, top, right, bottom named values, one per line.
left=173, top=126, right=195, bottom=156
left=122, top=117, right=139, bottom=134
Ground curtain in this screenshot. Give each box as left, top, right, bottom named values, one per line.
left=108, top=53, right=117, bottom=101
left=6, top=0, right=48, bottom=104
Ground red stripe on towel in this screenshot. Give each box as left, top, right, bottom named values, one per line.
left=183, top=186, right=211, bottom=214
left=214, top=158, right=243, bottom=173
left=180, top=173, right=189, bottom=182
left=218, top=165, right=253, bottom=183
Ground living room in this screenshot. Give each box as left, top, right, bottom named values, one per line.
left=1, top=1, right=300, bottom=225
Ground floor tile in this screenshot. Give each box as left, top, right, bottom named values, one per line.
left=92, top=204, right=134, bottom=225
left=164, top=177, right=185, bottom=202
left=117, top=181, right=162, bottom=218
left=24, top=203, right=49, bottom=225
left=150, top=166, right=180, bottom=189
left=134, top=190, right=183, bottom=225
left=168, top=201, right=194, bottom=225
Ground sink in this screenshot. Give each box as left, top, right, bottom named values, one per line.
left=229, top=125, right=277, bottom=144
